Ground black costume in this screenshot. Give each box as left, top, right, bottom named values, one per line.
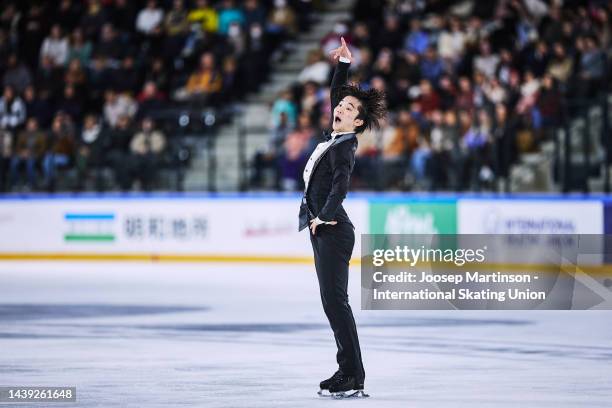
left=298, top=60, right=365, bottom=385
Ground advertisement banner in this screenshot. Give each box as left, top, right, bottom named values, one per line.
left=0, top=197, right=368, bottom=260
left=458, top=199, right=604, bottom=234
left=369, top=201, right=457, bottom=235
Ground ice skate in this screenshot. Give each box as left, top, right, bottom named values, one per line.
left=328, top=375, right=370, bottom=399
left=317, top=370, right=342, bottom=397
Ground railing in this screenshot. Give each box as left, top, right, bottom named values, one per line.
left=558, top=92, right=611, bottom=193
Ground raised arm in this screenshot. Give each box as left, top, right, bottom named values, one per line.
left=328, top=37, right=353, bottom=112
left=330, top=60, right=350, bottom=110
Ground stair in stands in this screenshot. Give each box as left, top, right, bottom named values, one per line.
left=183, top=0, right=356, bottom=191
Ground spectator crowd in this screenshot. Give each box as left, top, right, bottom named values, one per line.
left=0, top=0, right=310, bottom=191
left=253, top=0, right=612, bottom=192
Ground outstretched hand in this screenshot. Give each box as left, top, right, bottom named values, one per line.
left=329, top=36, right=352, bottom=63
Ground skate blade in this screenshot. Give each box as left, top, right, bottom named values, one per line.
left=331, top=390, right=370, bottom=399
left=317, top=389, right=334, bottom=397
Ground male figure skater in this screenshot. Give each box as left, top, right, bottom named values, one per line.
left=298, top=37, right=386, bottom=397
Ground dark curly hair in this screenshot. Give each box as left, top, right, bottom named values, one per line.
left=334, top=83, right=387, bottom=134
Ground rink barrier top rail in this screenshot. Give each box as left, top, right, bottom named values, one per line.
left=0, top=192, right=611, bottom=201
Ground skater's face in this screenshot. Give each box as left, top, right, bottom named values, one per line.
left=333, top=96, right=363, bottom=133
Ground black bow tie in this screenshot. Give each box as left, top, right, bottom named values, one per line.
left=323, top=130, right=332, bottom=141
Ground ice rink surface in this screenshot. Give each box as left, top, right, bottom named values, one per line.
left=1, top=261, right=611, bottom=407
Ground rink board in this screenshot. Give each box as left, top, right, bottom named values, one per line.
left=0, top=193, right=608, bottom=262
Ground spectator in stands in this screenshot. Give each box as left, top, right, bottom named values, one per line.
left=8, top=118, right=47, bottom=191
left=320, top=21, right=350, bottom=57
left=96, top=23, right=123, bottom=62
left=129, top=117, right=166, bottom=191
left=137, top=81, right=166, bottom=118
left=79, top=0, right=107, bottom=41
left=64, top=59, right=87, bottom=93
left=577, top=36, right=606, bottom=98
left=114, top=56, right=141, bottom=94
left=456, top=76, right=475, bottom=112
left=437, top=75, right=457, bottom=110
left=278, top=128, right=308, bottom=191
left=187, top=0, right=219, bottom=33
left=57, top=85, right=84, bottom=123
left=175, top=52, right=222, bottom=102
left=76, top=113, right=106, bottom=190
left=516, top=70, right=540, bottom=114
left=243, top=0, right=267, bottom=29
left=87, top=55, right=113, bottom=106
left=0, top=129, right=11, bottom=191
left=353, top=123, right=379, bottom=189
left=250, top=111, right=291, bottom=189
left=40, top=24, right=69, bottom=67
left=298, top=49, right=330, bottom=85
left=381, top=110, right=418, bottom=189
left=103, top=114, right=133, bottom=190
left=36, top=55, right=64, bottom=99
left=420, top=46, right=444, bottom=84
left=410, top=132, right=431, bottom=189
left=3, top=54, right=32, bottom=94
left=163, top=0, right=190, bottom=59
left=535, top=74, right=562, bottom=137
left=144, top=57, right=170, bottom=94
left=373, top=14, right=403, bottom=52
left=270, top=89, right=297, bottom=129
left=226, top=22, right=246, bottom=57
left=165, top=0, right=189, bottom=36
left=218, top=0, right=244, bottom=35
left=243, top=22, right=270, bottom=92
left=67, top=28, right=92, bottom=68
left=0, top=85, right=26, bottom=131
left=220, top=56, right=241, bottom=103
left=103, top=89, right=137, bottom=128
left=492, top=103, right=517, bottom=185
left=110, top=0, right=138, bottom=36
left=404, top=19, right=429, bottom=55
left=0, top=0, right=302, bottom=193
left=299, top=81, right=321, bottom=115
left=0, top=4, right=20, bottom=43
left=372, top=48, right=393, bottom=84
left=267, top=0, right=298, bottom=50
left=438, top=17, right=466, bottom=64
left=473, top=40, right=499, bottom=79
left=23, top=85, right=52, bottom=128
left=136, top=0, right=164, bottom=36
left=547, top=42, right=573, bottom=87
left=463, top=108, right=494, bottom=190
left=42, top=113, right=76, bottom=190
left=20, top=3, right=47, bottom=69
left=418, top=79, right=440, bottom=115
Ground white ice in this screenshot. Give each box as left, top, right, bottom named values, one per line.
left=1, top=262, right=611, bottom=407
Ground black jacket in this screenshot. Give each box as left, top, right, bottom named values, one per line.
left=298, top=61, right=358, bottom=231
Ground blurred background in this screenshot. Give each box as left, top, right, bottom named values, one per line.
left=0, top=0, right=609, bottom=194
left=0, top=0, right=611, bottom=407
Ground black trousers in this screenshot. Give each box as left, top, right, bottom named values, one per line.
left=309, top=221, right=365, bottom=381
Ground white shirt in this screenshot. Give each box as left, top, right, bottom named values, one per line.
left=298, top=61, right=331, bottom=84
left=303, top=130, right=354, bottom=225
left=136, top=8, right=164, bottom=34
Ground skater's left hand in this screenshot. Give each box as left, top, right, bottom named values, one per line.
left=329, top=37, right=352, bottom=63
left=310, top=219, right=337, bottom=235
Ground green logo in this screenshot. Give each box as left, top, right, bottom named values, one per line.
left=369, top=201, right=457, bottom=234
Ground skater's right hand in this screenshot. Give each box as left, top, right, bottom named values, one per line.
left=310, top=219, right=338, bottom=235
